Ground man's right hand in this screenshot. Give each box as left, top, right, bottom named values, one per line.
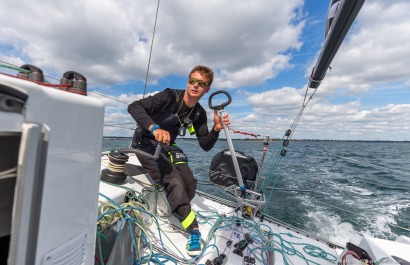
left=152, top=128, right=171, bottom=145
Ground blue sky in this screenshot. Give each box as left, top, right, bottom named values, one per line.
left=1, top=0, right=409, bottom=140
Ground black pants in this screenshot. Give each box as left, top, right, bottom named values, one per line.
left=133, top=138, right=198, bottom=230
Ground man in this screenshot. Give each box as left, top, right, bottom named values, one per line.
left=128, top=65, right=230, bottom=256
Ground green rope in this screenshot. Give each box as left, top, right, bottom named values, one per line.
left=0, top=63, right=30, bottom=73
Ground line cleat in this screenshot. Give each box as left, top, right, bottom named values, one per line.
left=186, top=229, right=202, bottom=257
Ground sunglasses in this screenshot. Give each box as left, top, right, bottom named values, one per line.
left=188, top=78, right=208, bottom=88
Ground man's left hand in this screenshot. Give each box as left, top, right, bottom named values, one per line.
left=213, top=109, right=230, bottom=132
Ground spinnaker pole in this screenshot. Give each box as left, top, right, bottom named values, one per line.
left=208, top=90, right=246, bottom=192
left=309, top=0, right=365, bottom=89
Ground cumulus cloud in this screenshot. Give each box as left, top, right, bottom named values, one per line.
left=0, top=0, right=304, bottom=87
left=215, top=55, right=292, bottom=89
left=242, top=82, right=410, bottom=140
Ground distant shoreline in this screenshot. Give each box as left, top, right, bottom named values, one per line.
left=103, top=136, right=409, bottom=143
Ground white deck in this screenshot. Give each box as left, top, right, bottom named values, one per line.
left=99, top=154, right=343, bottom=264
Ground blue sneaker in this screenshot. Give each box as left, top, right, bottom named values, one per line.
left=186, top=229, right=202, bottom=256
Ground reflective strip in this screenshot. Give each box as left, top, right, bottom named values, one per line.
left=167, top=152, right=173, bottom=163
left=181, top=210, right=196, bottom=229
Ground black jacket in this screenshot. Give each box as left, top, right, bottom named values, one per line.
left=128, top=88, right=219, bottom=151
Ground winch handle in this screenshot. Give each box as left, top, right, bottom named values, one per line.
left=208, top=90, right=232, bottom=110
left=153, top=142, right=163, bottom=158
left=118, top=142, right=163, bottom=160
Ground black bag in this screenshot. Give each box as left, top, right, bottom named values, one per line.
left=209, top=149, right=259, bottom=189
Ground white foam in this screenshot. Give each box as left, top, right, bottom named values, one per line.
left=304, top=189, right=410, bottom=246
left=305, top=208, right=363, bottom=245
left=359, top=201, right=410, bottom=239
left=348, top=186, right=374, bottom=196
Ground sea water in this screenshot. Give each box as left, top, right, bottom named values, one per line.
left=102, top=138, right=410, bottom=245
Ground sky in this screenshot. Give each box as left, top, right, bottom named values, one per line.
left=1, top=0, right=409, bottom=141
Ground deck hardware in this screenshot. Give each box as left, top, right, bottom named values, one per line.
left=233, top=233, right=253, bottom=257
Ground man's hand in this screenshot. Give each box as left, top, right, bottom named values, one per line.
left=213, top=109, right=230, bottom=132
left=148, top=124, right=171, bottom=145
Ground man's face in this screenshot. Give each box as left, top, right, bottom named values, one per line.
left=186, top=71, right=210, bottom=99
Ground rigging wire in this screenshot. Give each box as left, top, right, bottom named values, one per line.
left=105, top=122, right=135, bottom=126
left=91, top=91, right=130, bottom=105
left=287, top=85, right=318, bottom=141
left=142, top=0, right=160, bottom=99
left=103, top=124, right=135, bottom=130
left=260, top=85, right=319, bottom=212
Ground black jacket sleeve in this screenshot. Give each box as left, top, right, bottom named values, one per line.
left=127, top=89, right=176, bottom=130
left=194, top=106, right=220, bottom=151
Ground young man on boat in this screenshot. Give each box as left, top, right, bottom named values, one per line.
left=128, top=65, right=230, bottom=256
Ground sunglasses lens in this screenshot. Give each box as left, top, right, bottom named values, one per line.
left=197, top=81, right=207, bottom=88
left=188, top=78, right=196, bottom=85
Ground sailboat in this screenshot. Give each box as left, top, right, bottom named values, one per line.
left=1, top=0, right=409, bottom=264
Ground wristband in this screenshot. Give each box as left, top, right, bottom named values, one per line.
left=150, top=124, right=160, bottom=134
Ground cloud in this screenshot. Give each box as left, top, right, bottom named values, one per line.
left=0, top=0, right=155, bottom=84
left=315, top=0, right=410, bottom=95
left=248, top=87, right=305, bottom=112
left=240, top=84, right=410, bottom=140
left=215, top=55, right=292, bottom=89
left=0, top=0, right=304, bottom=87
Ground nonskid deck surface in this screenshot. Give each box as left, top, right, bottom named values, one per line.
left=99, top=154, right=343, bottom=264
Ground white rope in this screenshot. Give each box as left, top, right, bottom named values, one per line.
left=0, top=167, right=17, bottom=180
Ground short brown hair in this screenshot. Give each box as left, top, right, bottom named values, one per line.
left=189, top=65, right=213, bottom=86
